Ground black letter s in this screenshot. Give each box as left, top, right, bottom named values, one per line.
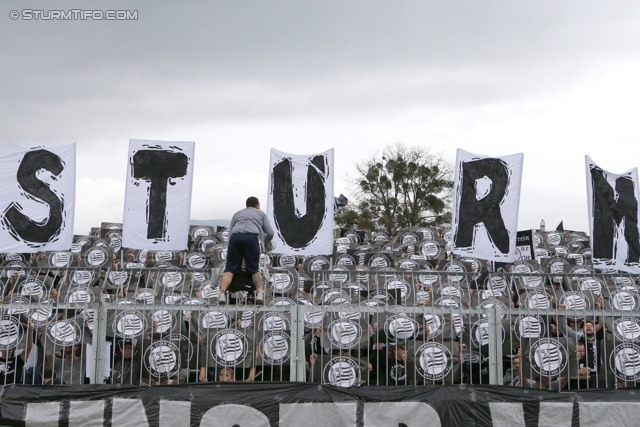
left=3, top=149, right=65, bottom=243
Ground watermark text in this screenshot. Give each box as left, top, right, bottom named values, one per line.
left=10, top=9, right=138, bottom=21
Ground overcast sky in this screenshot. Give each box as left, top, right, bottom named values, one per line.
left=2, top=1, right=640, bottom=235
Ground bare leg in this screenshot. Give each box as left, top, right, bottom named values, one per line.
left=220, top=272, right=234, bottom=294
left=251, top=272, right=263, bottom=292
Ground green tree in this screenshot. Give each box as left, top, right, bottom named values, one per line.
left=336, top=143, right=453, bottom=234
left=334, top=204, right=376, bottom=231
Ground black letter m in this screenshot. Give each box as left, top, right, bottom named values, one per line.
left=590, top=167, right=640, bottom=265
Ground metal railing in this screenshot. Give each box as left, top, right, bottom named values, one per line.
left=2, top=266, right=640, bottom=390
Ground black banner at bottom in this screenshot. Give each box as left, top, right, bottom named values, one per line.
left=2, top=383, right=640, bottom=426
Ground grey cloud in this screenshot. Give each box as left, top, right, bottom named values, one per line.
left=2, top=0, right=640, bottom=232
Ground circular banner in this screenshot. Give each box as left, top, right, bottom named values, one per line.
left=259, top=331, right=291, bottom=365
left=327, top=319, right=362, bottom=349
left=47, top=319, right=83, bottom=346
left=323, top=356, right=361, bottom=387
left=211, top=329, right=249, bottom=367
left=416, top=342, right=452, bottom=381
left=610, top=343, right=640, bottom=381
left=113, top=310, right=148, bottom=338
left=144, top=340, right=181, bottom=378
left=0, top=315, right=24, bottom=350
left=530, top=338, right=567, bottom=377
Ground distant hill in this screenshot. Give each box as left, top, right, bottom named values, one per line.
left=190, top=219, right=230, bottom=228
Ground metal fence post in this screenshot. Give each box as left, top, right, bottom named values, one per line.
left=290, top=304, right=307, bottom=382
left=487, top=307, right=503, bottom=385
left=90, top=295, right=109, bottom=384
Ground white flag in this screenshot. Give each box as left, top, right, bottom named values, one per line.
left=122, top=139, right=194, bottom=250
left=0, top=142, right=76, bottom=252
left=586, top=155, right=640, bottom=273
left=451, top=148, right=523, bottom=262
left=267, top=148, right=334, bottom=255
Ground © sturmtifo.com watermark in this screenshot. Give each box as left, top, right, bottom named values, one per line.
left=9, top=9, right=138, bottom=21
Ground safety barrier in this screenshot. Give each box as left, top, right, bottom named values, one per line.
left=2, top=266, right=640, bottom=390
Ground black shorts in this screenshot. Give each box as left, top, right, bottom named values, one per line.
left=224, top=232, right=260, bottom=274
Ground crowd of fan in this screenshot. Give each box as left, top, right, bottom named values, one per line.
left=0, top=224, right=638, bottom=390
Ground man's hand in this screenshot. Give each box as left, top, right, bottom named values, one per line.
left=578, top=367, right=591, bottom=378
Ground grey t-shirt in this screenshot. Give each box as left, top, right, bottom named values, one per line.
left=53, top=357, right=86, bottom=385
left=229, top=208, right=274, bottom=244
